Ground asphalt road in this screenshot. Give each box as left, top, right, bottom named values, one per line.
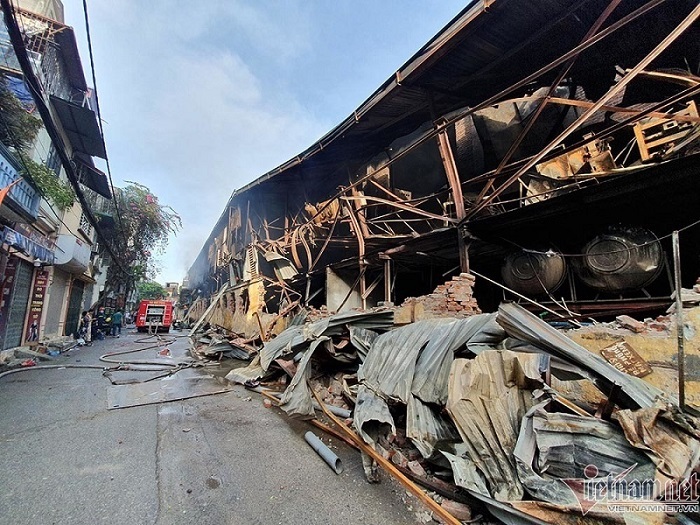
left=0, top=328, right=422, bottom=525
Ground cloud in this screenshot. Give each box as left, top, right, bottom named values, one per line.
left=65, top=0, right=330, bottom=283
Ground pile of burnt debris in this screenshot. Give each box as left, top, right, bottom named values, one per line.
left=189, top=294, right=700, bottom=525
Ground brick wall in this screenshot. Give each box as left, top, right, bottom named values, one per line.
left=396, top=273, right=480, bottom=322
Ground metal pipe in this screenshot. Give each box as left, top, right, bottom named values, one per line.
left=304, top=431, right=344, bottom=474
left=316, top=402, right=350, bottom=419
left=470, top=269, right=582, bottom=328
left=672, top=231, right=685, bottom=410
left=467, top=3, right=700, bottom=219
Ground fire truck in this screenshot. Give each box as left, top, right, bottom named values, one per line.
left=134, top=300, right=173, bottom=333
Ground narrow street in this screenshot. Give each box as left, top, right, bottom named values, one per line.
left=0, top=328, right=419, bottom=525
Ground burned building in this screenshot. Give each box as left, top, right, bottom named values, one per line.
left=186, top=0, right=700, bottom=333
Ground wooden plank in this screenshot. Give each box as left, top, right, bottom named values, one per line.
left=188, top=285, right=229, bottom=337
left=309, top=388, right=461, bottom=525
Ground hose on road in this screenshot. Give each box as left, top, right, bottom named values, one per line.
left=0, top=326, right=204, bottom=384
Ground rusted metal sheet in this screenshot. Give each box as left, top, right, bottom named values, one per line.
left=446, top=350, right=548, bottom=501
left=616, top=403, right=700, bottom=483
left=406, top=395, right=460, bottom=459
left=497, top=303, right=668, bottom=409
left=513, top=402, right=656, bottom=510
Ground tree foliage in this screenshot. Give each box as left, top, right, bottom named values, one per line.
left=136, top=280, right=166, bottom=301
left=104, top=182, right=181, bottom=302
left=18, top=153, right=75, bottom=210
left=0, top=79, right=75, bottom=210
left=0, top=79, right=41, bottom=153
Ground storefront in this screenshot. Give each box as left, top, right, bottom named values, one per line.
left=0, top=255, right=33, bottom=349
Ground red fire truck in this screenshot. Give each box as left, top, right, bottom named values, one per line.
left=135, top=300, right=173, bottom=333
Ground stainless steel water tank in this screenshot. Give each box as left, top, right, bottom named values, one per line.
left=574, top=227, right=663, bottom=292
left=501, top=248, right=567, bottom=296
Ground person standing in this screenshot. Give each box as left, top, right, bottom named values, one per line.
left=81, top=310, right=92, bottom=346
left=112, top=309, right=123, bottom=337
left=95, top=307, right=106, bottom=340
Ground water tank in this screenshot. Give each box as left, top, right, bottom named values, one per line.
left=501, top=248, right=567, bottom=296
left=574, top=227, right=663, bottom=292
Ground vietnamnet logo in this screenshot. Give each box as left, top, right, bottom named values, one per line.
left=561, top=464, right=700, bottom=515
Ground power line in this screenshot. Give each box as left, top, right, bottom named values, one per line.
left=502, top=216, right=700, bottom=258
left=0, top=90, right=84, bottom=241
left=80, top=0, right=126, bottom=242
left=0, top=0, right=130, bottom=276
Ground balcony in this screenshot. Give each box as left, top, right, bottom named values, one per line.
left=0, top=143, right=40, bottom=222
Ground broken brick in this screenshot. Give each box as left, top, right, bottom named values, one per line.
left=407, top=460, right=427, bottom=477
left=616, top=315, right=646, bottom=333
left=440, top=499, right=472, bottom=521
left=392, top=450, right=409, bottom=468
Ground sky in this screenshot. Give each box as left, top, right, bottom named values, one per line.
left=60, top=0, right=467, bottom=284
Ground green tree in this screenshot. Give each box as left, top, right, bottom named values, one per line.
left=136, top=281, right=166, bottom=301
left=17, top=153, right=75, bottom=210
left=0, top=79, right=41, bottom=152
left=0, top=78, right=75, bottom=210
left=102, top=182, right=181, bottom=304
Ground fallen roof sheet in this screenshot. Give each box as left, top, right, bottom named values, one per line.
left=348, top=326, right=378, bottom=362
left=359, top=318, right=453, bottom=403
left=446, top=350, right=548, bottom=501
left=406, top=395, right=460, bottom=459
left=411, top=313, right=504, bottom=405
left=224, top=355, right=268, bottom=385
left=497, top=303, right=668, bottom=409
left=279, top=337, right=328, bottom=419
left=616, top=403, right=700, bottom=484
left=513, top=402, right=656, bottom=511
left=353, top=384, right=396, bottom=448
left=260, top=309, right=394, bottom=371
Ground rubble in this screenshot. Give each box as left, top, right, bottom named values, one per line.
left=214, top=297, right=700, bottom=524
left=178, top=0, right=700, bottom=520
left=395, top=273, right=481, bottom=323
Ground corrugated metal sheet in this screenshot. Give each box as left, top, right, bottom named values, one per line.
left=497, top=303, right=668, bottom=409
left=260, top=309, right=394, bottom=370
left=353, top=384, right=396, bottom=447
left=263, top=251, right=298, bottom=281
left=441, top=451, right=490, bottom=497
left=224, top=355, right=268, bottom=385
left=617, top=404, right=700, bottom=483
left=406, top=395, right=460, bottom=459
left=359, top=319, right=452, bottom=403
left=259, top=326, right=306, bottom=371
left=513, top=402, right=656, bottom=509
left=411, top=313, right=504, bottom=405
left=279, top=337, right=328, bottom=419
left=348, top=326, right=378, bottom=362
left=446, top=350, right=548, bottom=501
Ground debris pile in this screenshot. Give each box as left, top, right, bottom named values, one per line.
left=223, top=302, right=700, bottom=524
left=396, top=273, right=481, bottom=323
left=190, top=327, right=257, bottom=361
